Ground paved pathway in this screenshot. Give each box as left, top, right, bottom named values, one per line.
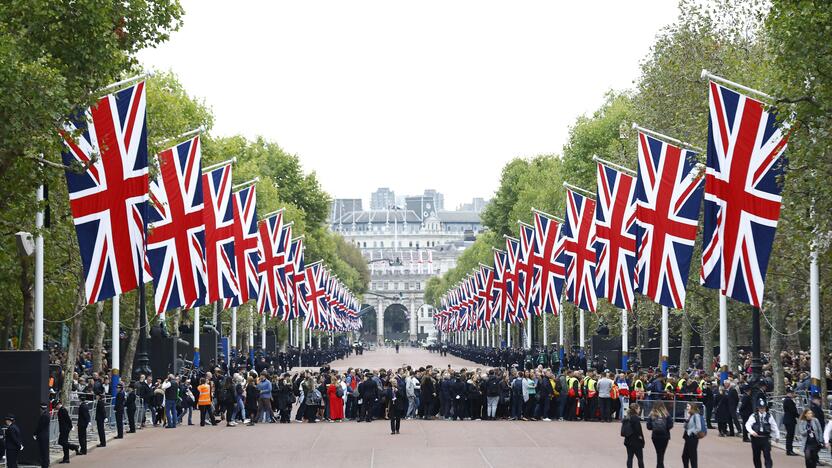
left=74, top=348, right=804, bottom=468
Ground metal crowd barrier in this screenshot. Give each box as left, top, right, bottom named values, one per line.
left=767, top=393, right=832, bottom=463
left=631, top=398, right=705, bottom=422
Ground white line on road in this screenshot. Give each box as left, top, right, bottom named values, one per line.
left=477, top=447, right=495, bottom=468
left=370, top=447, right=375, bottom=468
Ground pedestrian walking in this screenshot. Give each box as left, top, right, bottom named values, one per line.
left=621, top=403, right=645, bottom=468
left=799, top=409, right=823, bottom=468
left=646, top=403, right=673, bottom=468
left=681, top=403, right=704, bottom=468
left=745, top=399, right=779, bottom=468
left=56, top=401, right=80, bottom=464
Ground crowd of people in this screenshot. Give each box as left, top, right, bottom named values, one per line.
left=3, top=341, right=831, bottom=468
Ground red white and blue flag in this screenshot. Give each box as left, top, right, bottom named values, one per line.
left=147, top=135, right=206, bottom=314
left=517, top=223, right=540, bottom=317
left=61, top=81, right=151, bottom=304
left=273, top=222, right=294, bottom=319
left=303, top=261, right=329, bottom=329
left=256, top=211, right=287, bottom=316
left=635, top=132, right=703, bottom=309
left=201, top=163, right=238, bottom=304
left=225, top=186, right=259, bottom=309
left=477, top=264, right=495, bottom=326
left=491, top=249, right=509, bottom=322
left=700, top=82, right=788, bottom=307
left=504, top=237, right=524, bottom=322
left=560, top=189, right=598, bottom=312
left=286, top=237, right=308, bottom=320
left=532, top=211, right=566, bottom=316
left=594, top=163, right=638, bottom=311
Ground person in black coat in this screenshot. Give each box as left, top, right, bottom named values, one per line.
left=94, top=393, right=106, bottom=447
left=358, top=374, right=377, bottom=422
left=727, top=383, right=742, bottom=436
left=451, top=374, right=466, bottom=421
left=714, top=386, right=734, bottom=436
left=126, top=384, right=137, bottom=433
left=56, top=401, right=79, bottom=463
left=76, top=399, right=90, bottom=455
left=739, top=386, right=753, bottom=441
left=4, top=414, right=22, bottom=468
left=114, top=383, right=125, bottom=438
left=621, top=403, right=645, bottom=468
left=385, top=379, right=407, bottom=434
left=782, top=389, right=799, bottom=456
left=34, top=402, right=50, bottom=468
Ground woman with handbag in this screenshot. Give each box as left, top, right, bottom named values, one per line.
left=277, top=373, right=295, bottom=423
left=800, top=409, right=824, bottom=468
left=681, top=403, right=703, bottom=468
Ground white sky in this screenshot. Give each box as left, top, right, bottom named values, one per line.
left=138, top=1, right=680, bottom=209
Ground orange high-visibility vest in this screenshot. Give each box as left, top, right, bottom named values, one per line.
left=198, top=383, right=212, bottom=406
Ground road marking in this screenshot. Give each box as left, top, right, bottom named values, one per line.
left=370, top=447, right=375, bottom=468
left=478, top=447, right=495, bottom=468
left=310, top=422, right=324, bottom=450
left=513, top=421, right=541, bottom=448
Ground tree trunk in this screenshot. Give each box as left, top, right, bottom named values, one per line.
left=769, top=304, right=786, bottom=396
left=62, top=280, right=87, bottom=403
left=680, top=315, right=691, bottom=370
left=701, top=298, right=714, bottom=373
left=1, top=305, right=12, bottom=349
left=93, top=302, right=105, bottom=374
left=121, top=295, right=141, bottom=382
left=18, top=252, right=34, bottom=350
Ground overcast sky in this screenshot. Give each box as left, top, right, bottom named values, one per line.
left=138, top=1, right=680, bottom=209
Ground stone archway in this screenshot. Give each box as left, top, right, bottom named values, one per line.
left=359, top=303, right=376, bottom=342
left=383, top=303, right=409, bottom=342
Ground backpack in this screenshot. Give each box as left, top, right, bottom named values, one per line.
left=621, top=418, right=634, bottom=438
left=697, top=413, right=707, bottom=439
left=336, top=385, right=344, bottom=398
left=652, top=416, right=668, bottom=434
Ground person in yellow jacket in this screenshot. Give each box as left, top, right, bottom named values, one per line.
left=585, top=372, right=598, bottom=421
left=197, top=378, right=215, bottom=426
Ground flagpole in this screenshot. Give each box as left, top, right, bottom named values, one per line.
left=563, top=182, right=596, bottom=199
left=499, top=320, right=503, bottom=348
left=661, top=306, right=669, bottom=374
left=201, top=157, right=236, bottom=173
left=111, top=295, right=120, bottom=394
left=507, top=323, right=512, bottom=348
left=194, top=307, right=201, bottom=368
left=288, top=317, right=293, bottom=348
left=98, top=72, right=154, bottom=95
left=261, top=314, right=266, bottom=349
left=558, top=306, right=564, bottom=363
left=579, top=310, right=585, bottom=353
left=531, top=207, right=564, bottom=223
left=621, top=309, right=629, bottom=371
left=700, top=69, right=775, bottom=101
left=631, top=123, right=704, bottom=153
left=543, top=313, right=548, bottom=347
left=592, top=155, right=636, bottom=176
left=526, top=317, right=532, bottom=349
left=248, top=310, right=254, bottom=365
left=231, top=307, right=237, bottom=351
left=810, top=244, right=821, bottom=393
left=719, top=294, right=728, bottom=381
left=154, top=126, right=205, bottom=148
left=34, top=183, right=45, bottom=351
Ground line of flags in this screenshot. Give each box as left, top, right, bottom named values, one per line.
left=59, top=81, right=361, bottom=332
left=435, top=78, right=788, bottom=334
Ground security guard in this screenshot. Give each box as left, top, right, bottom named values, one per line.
left=34, top=402, right=50, bottom=467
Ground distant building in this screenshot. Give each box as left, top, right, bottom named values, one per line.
left=330, top=198, right=363, bottom=223
left=423, top=189, right=445, bottom=211
left=405, top=195, right=438, bottom=220
left=458, top=197, right=489, bottom=213
left=370, top=187, right=396, bottom=210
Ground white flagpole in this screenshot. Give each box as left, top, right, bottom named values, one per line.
left=579, top=310, right=585, bottom=351
left=288, top=318, right=293, bottom=347
left=543, top=313, right=548, bottom=347
left=526, top=317, right=532, bottom=349
left=499, top=320, right=503, bottom=348
left=34, top=184, right=44, bottom=351
left=111, top=296, right=120, bottom=392
left=261, top=314, right=266, bottom=349
left=194, top=307, right=201, bottom=367
left=559, top=309, right=564, bottom=358
left=247, top=312, right=254, bottom=361
left=507, top=323, right=512, bottom=347
left=231, top=307, right=237, bottom=350
left=621, top=309, right=629, bottom=370
left=810, top=245, right=821, bottom=391
left=661, top=306, right=669, bottom=374
left=719, top=294, right=728, bottom=377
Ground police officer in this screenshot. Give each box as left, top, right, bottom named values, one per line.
left=114, top=383, right=125, bottom=438
left=126, top=384, right=137, bottom=433
left=56, top=400, right=79, bottom=463
left=745, top=398, right=779, bottom=468
left=76, top=397, right=90, bottom=455
left=4, top=414, right=22, bottom=468
left=34, top=402, right=50, bottom=468
left=94, top=393, right=106, bottom=447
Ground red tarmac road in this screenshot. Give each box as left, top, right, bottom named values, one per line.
left=76, top=347, right=804, bottom=468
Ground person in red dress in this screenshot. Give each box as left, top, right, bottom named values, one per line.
left=328, top=376, right=345, bottom=421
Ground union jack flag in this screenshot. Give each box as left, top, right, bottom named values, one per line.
left=256, top=211, right=287, bottom=316
left=560, top=189, right=598, bottom=312
left=286, top=237, right=308, bottom=320
left=491, top=249, right=509, bottom=322
left=477, top=264, right=495, bottom=325
left=700, top=82, right=788, bottom=307
left=517, top=223, right=540, bottom=317
left=201, top=163, right=237, bottom=304
left=303, top=262, right=328, bottom=329
left=147, top=135, right=206, bottom=314
left=532, top=211, right=566, bottom=316
left=224, top=186, right=259, bottom=309
left=594, top=163, right=638, bottom=311
left=504, top=236, right=524, bottom=322
left=61, top=81, right=151, bottom=304
left=635, top=132, right=703, bottom=309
